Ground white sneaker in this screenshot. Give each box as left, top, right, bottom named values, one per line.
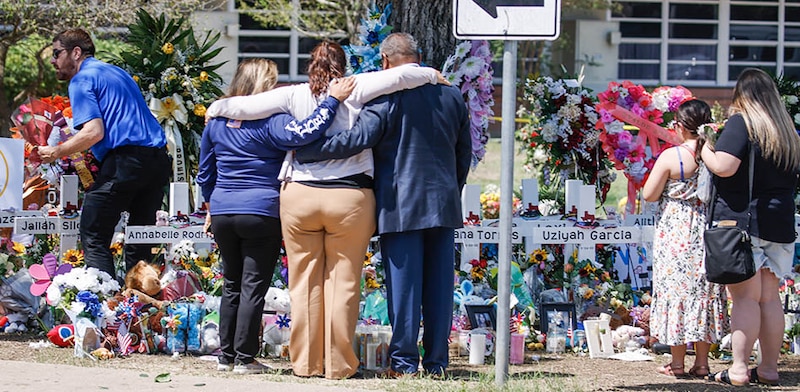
left=217, top=362, right=234, bottom=372
left=233, top=360, right=272, bottom=375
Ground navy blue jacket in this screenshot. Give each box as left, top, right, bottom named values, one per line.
left=198, top=96, right=340, bottom=219
left=296, top=84, right=471, bottom=234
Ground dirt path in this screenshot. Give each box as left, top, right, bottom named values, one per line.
left=1, top=333, right=799, bottom=391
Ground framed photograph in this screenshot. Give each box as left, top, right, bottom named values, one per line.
left=465, top=304, right=497, bottom=330
left=540, top=302, right=577, bottom=334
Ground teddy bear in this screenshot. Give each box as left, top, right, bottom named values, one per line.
left=264, top=287, right=291, bottom=314
left=612, top=325, right=647, bottom=351
left=155, top=210, right=169, bottom=227
left=124, top=261, right=164, bottom=309
left=262, top=287, right=291, bottom=357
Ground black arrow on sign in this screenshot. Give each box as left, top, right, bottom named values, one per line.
left=472, top=0, right=545, bottom=19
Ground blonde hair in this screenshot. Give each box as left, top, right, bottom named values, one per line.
left=730, top=68, right=800, bottom=171
left=226, top=58, right=278, bottom=97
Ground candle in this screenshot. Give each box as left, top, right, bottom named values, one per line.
left=510, top=333, right=525, bottom=364
left=469, top=333, right=486, bottom=365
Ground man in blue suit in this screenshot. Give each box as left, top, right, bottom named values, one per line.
left=295, top=32, right=471, bottom=377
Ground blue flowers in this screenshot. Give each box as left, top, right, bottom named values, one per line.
left=77, top=290, right=103, bottom=319
left=344, top=3, right=393, bottom=74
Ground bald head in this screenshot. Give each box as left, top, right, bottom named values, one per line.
left=380, top=33, right=421, bottom=69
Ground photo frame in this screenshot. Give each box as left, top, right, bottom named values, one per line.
left=465, top=304, right=497, bottom=330
left=539, top=302, right=577, bottom=334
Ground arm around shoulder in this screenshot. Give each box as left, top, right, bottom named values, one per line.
left=206, top=85, right=294, bottom=120
left=350, top=64, right=438, bottom=103
left=294, top=97, right=390, bottom=163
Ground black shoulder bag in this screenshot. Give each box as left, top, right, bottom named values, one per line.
left=703, top=147, right=756, bottom=284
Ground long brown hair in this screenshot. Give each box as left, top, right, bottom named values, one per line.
left=730, top=68, right=800, bottom=171
left=307, top=41, right=346, bottom=97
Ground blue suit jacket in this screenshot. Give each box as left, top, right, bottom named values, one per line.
left=296, top=83, right=471, bottom=234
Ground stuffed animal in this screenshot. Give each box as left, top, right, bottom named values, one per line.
left=4, top=312, right=28, bottom=333
left=612, top=325, right=647, bottom=351
left=263, top=287, right=291, bottom=314
left=156, top=210, right=169, bottom=227
left=200, top=311, right=220, bottom=354
left=124, top=261, right=164, bottom=308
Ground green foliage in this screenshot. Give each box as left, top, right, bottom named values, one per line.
left=240, top=0, right=369, bottom=41
left=4, top=35, right=131, bottom=106
left=108, top=9, right=225, bottom=180
left=3, top=35, right=65, bottom=104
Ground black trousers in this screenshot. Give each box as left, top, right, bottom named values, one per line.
left=211, top=214, right=281, bottom=364
left=80, top=146, right=170, bottom=279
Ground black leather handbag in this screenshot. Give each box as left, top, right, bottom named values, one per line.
left=704, top=148, right=756, bottom=284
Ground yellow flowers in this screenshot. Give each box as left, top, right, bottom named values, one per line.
left=62, top=249, right=84, bottom=267
left=364, top=275, right=381, bottom=290
left=12, top=242, right=25, bottom=255
left=163, top=97, right=178, bottom=112
left=161, top=42, right=174, bottom=55
left=193, top=104, right=206, bottom=117
left=132, top=75, right=140, bottom=83
left=109, top=241, right=123, bottom=257
left=531, top=248, right=548, bottom=263
left=199, top=71, right=209, bottom=82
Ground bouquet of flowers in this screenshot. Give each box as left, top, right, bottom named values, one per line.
left=698, top=121, right=725, bottom=147
left=479, top=184, right=521, bottom=220
left=10, top=95, right=98, bottom=190
left=516, top=76, right=615, bottom=205
left=0, top=239, right=24, bottom=279
left=442, top=40, right=495, bottom=165
left=596, top=81, right=690, bottom=212
left=111, top=10, right=224, bottom=185
left=45, top=267, right=120, bottom=324
left=344, top=3, right=392, bottom=74
left=167, top=240, right=222, bottom=295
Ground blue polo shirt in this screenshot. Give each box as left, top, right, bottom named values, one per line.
left=69, top=57, right=165, bottom=161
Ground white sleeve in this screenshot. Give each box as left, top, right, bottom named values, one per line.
left=348, top=64, right=438, bottom=104
left=205, top=85, right=294, bottom=120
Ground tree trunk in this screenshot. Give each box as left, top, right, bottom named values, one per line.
left=376, top=0, right=456, bottom=70
left=0, top=44, right=11, bottom=137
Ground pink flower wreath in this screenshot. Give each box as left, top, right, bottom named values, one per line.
left=595, top=81, right=693, bottom=213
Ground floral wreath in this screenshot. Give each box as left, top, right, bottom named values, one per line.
left=344, top=3, right=393, bottom=75
left=595, top=81, right=691, bottom=212
left=442, top=40, right=494, bottom=166
left=516, top=76, right=615, bottom=207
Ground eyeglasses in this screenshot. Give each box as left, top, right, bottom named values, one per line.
left=52, top=48, right=66, bottom=60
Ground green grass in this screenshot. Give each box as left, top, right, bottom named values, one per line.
left=467, top=138, right=628, bottom=211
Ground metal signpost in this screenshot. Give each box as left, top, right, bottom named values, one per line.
left=453, top=0, right=562, bottom=386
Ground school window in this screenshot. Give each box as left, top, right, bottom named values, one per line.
left=613, top=0, right=800, bottom=86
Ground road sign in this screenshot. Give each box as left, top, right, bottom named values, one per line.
left=453, top=0, right=561, bottom=40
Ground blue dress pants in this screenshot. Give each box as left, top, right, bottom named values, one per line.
left=380, top=227, right=455, bottom=375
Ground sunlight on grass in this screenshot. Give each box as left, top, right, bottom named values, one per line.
left=467, top=138, right=628, bottom=211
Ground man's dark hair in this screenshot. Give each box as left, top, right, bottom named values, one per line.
left=54, top=28, right=96, bottom=57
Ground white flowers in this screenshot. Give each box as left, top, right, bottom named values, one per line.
left=46, top=267, right=120, bottom=307
left=169, top=239, right=198, bottom=265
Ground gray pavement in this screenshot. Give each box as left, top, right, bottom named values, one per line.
left=0, top=360, right=370, bottom=392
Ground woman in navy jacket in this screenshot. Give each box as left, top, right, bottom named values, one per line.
left=197, top=59, right=355, bottom=374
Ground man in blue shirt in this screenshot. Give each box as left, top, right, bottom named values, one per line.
left=38, top=28, right=170, bottom=280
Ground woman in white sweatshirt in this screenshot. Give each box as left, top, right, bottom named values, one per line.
left=205, top=41, right=440, bottom=379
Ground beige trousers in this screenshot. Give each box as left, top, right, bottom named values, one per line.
left=280, top=182, right=376, bottom=379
